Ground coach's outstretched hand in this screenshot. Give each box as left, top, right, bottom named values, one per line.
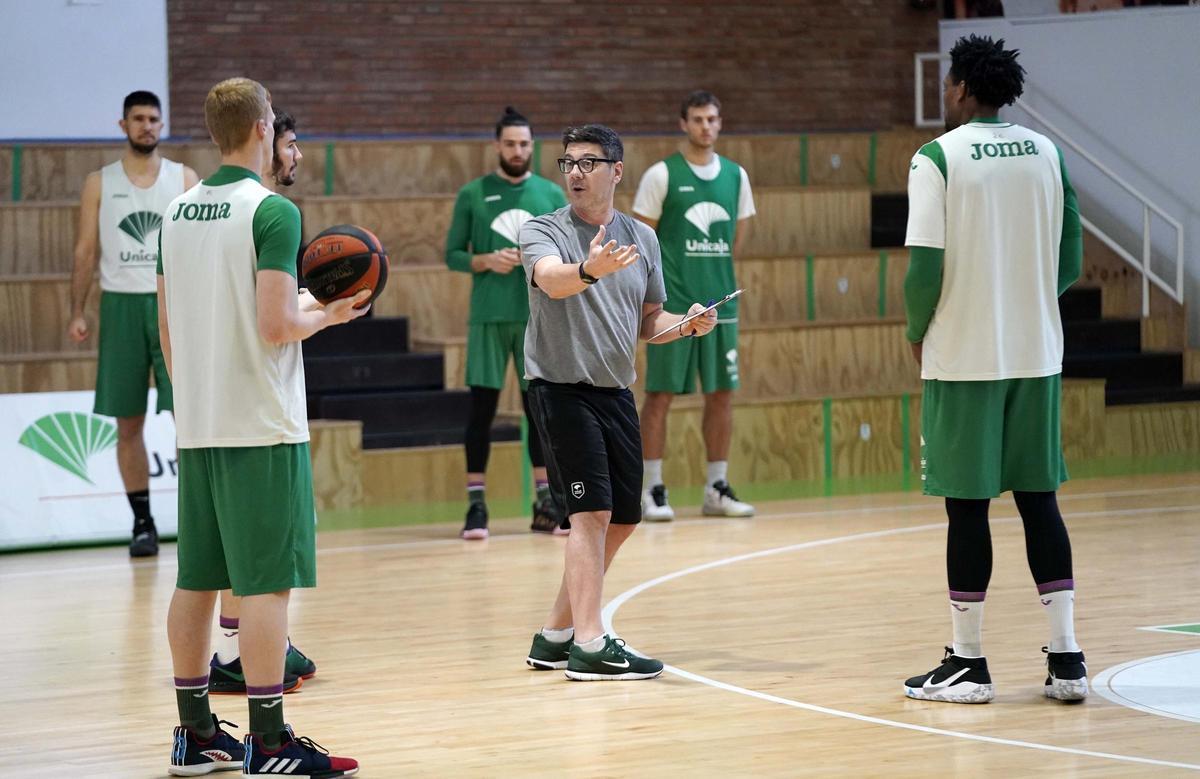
left=584, top=224, right=640, bottom=280
left=682, top=302, right=718, bottom=337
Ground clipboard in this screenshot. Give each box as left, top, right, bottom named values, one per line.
left=651, top=289, right=744, bottom=341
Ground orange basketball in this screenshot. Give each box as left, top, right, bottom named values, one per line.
left=301, top=224, right=389, bottom=307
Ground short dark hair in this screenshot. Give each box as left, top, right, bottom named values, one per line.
left=948, top=34, right=1026, bottom=109
left=274, top=109, right=296, bottom=139
left=680, top=90, right=721, bottom=119
left=561, top=124, right=623, bottom=162
left=495, top=106, right=530, bottom=138
left=123, top=90, right=161, bottom=118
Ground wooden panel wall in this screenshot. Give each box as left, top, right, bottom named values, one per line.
left=0, top=203, right=77, bottom=276
left=1061, top=379, right=1107, bottom=461
left=310, top=420, right=364, bottom=511
left=0, top=278, right=98, bottom=354
left=1104, top=402, right=1200, bottom=458
left=743, top=187, right=871, bottom=255
left=807, top=133, right=870, bottom=187
left=330, top=141, right=493, bottom=197
left=0, top=147, right=11, bottom=202
left=298, top=196, right=453, bottom=266
left=414, top=337, right=524, bottom=417
left=372, top=264, right=471, bottom=340
left=362, top=441, right=524, bottom=506
left=18, top=145, right=124, bottom=201
left=0, top=353, right=97, bottom=393
left=874, top=128, right=938, bottom=192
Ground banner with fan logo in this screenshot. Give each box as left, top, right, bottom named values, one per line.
left=0, top=390, right=178, bottom=550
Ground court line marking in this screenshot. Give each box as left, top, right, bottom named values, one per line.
left=4, top=483, right=1196, bottom=581
left=602, top=507, right=1200, bottom=772
left=1092, top=649, right=1200, bottom=725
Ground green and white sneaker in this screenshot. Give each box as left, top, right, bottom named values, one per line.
left=526, top=632, right=573, bottom=670
left=565, top=636, right=664, bottom=681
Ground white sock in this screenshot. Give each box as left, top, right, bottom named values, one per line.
left=215, top=617, right=239, bottom=665
left=541, top=626, right=574, bottom=644
left=644, top=459, right=663, bottom=489
left=576, top=634, right=606, bottom=653
left=1040, top=588, right=1080, bottom=652
left=706, top=461, right=728, bottom=487
left=950, top=598, right=984, bottom=658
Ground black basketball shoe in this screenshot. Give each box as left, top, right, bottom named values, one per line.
left=461, top=502, right=488, bottom=540
left=904, top=646, right=994, bottom=703
left=1043, top=646, right=1089, bottom=701
left=530, top=495, right=563, bottom=534
left=130, top=517, right=159, bottom=557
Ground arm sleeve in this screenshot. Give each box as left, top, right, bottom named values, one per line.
left=519, top=218, right=562, bottom=289
left=444, top=186, right=475, bottom=273
left=642, top=228, right=667, bottom=305
left=631, top=162, right=669, bottom=220
left=737, top=166, right=756, bottom=219
left=904, top=246, right=944, bottom=343
left=252, top=195, right=302, bottom=275
left=904, top=142, right=947, bottom=250
left=156, top=228, right=163, bottom=275
left=1057, top=148, right=1083, bottom=297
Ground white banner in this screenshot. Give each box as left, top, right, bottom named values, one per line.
left=0, top=390, right=177, bottom=550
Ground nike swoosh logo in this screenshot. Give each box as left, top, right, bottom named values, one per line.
left=602, top=659, right=630, bottom=669
left=260, top=699, right=283, bottom=709
left=923, top=666, right=972, bottom=692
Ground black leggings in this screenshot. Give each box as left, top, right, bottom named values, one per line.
left=464, top=387, right=546, bottom=473
left=945, top=492, right=1073, bottom=594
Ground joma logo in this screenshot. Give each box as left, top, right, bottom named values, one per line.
left=969, top=140, right=1039, bottom=160
left=170, top=201, right=232, bottom=222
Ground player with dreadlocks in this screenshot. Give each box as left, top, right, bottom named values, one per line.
left=900, top=34, right=1086, bottom=704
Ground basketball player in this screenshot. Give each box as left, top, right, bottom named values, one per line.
left=209, top=110, right=316, bottom=697
left=632, top=91, right=756, bottom=521
left=68, top=90, right=199, bottom=557
left=446, top=107, right=568, bottom=539
left=902, top=35, right=1086, bottom=704
left=160, top=78, right=360, bottom=776
left=520, top=124, right=716, bottom=680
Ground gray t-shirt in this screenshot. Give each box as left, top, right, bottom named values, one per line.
left=520, top=205, right=667, bottom=388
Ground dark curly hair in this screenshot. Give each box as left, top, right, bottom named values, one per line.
left=495, top=106, right=530, bottom=138
left=948, top=34, right=1026, bottom=109
left=561, top=124, right=623, bottom=162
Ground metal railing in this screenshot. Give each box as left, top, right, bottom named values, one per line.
left=913, top=52, right=1185, bottom=316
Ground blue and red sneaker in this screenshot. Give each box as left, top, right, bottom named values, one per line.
left=168, top=715, right=244, bottom=775
left=243, top=729, right=358, bottom=777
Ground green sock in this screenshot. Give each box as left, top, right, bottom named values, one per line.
left=467, top=484, right=486, bottom=506
left=175, top=676, right=215, bottom=738
left=248, top=688, right=286, bottom=749
left=535, top=483, right=550, bottom=503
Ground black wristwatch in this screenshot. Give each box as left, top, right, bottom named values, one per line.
left=578, top=260, right=598, bottom=285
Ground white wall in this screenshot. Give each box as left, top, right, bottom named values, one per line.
left=938, top=7, right=1200, bottom=342
left=0, top=0, right=169, bottom=140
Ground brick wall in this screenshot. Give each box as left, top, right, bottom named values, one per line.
left=168, top=0, right=939, bottom=138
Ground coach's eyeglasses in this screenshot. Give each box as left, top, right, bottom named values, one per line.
left=557, top=157, right=618, bottom=174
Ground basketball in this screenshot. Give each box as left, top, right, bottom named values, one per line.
left=301, top=224, right=389, bottom=307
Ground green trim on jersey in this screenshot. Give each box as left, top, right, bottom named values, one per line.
left=445, top=172, right=566, bottom=324
left=203, top=165, right=261, bottom=186
left=918, top=141, right=947, bottom=181
left=253, top=196, right=302, bottom=276
left=1057, top=147, right=1083, bottom=296
left=657, top=153, right=742, bottom=317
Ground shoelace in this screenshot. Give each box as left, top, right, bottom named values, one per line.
left=650, top=486, right=669, bottom=506
left=715, top=483, right=739, bottom=500
left=292, top=735, right=330, bottom=756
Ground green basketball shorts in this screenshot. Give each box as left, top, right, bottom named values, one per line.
left=93, top=292, right=173, bottom=417
left=465, top=321, right=528, bottom=391
left=921, top=374, right=1068, bottom=499
left=645, top=322, right=740, bottom=394
left=176, top=443, right=317, bottom=596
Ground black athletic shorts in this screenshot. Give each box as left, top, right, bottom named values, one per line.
left=527, top=379, right=642, bottom=525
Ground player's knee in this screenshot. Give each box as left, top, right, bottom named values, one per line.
left=643, top=391, right=673, bottom=411
left=116, top=415, right=146, bottom=439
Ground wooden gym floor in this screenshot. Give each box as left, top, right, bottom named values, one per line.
left=2, top=472, right=1199, bottom=777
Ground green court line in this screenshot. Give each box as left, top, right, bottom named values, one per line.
left=805, top=253, right=815, bottom=321
left=867, top=132, right=878, bottom=187
left=877, top=250, right=889, bottom=318
left=1149, top=624, right=1200, bottom=635
left=520, top=415, right=532, bottom=511
left=900, top=393, right=911, bottom=490
left=11, top=144, right=22, bottom=201
left=799, top=134, right=809, bottom=185
left=324, top=142, right=335, bottom=196
left=822, top=397, right=833, bottom=496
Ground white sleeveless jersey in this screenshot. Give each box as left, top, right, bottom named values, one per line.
left=905, top=120, right=1066, bottom=380
left=159, top=174, right=308, bottom=448
left=98, top=159, right=185, bottom=293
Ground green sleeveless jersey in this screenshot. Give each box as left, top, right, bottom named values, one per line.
left=656, top=153, right=741, bottom=318
left=445, top=173, right=566, bottom=324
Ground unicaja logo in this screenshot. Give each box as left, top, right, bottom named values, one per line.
left=118, top=210, right=163, bottom=245
left=683, top=202, right=731, bottom=237
left=490, top=209, right=535, bottom=244
left=18, top=412, right=118, bottom=484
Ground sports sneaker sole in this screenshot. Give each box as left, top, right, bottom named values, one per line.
left=702, top=506, right=754, bottom=518
left=461, top=528, right=489, bottom=540
left=526, top=656, right=568, bottom=670
left=1045, top=678, right=1089, bottom=700
left=168, top=759, right=243, bottom=776
left=904, top=682, right=994, bottom=703
left=564, top=668, right=664, bottom=681
left=642, top=513, right=675, bottom=522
